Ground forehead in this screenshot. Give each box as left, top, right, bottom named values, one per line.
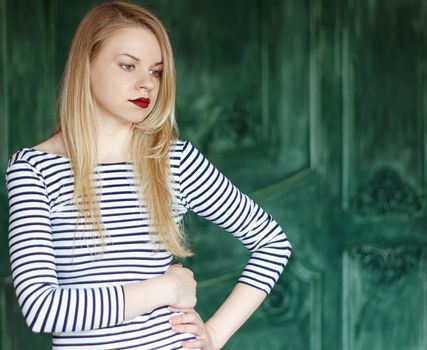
left=99, top=26, right=162, bottom=61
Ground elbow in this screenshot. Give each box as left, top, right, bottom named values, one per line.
left=18, top=288, right=57, bottom=334
left=279, top=236, right=292, bottom=268
left=24, top=313, right=53, bottom=334
left=29, top=325, right=45, bottom=334
left=286, top=237, right=292, bottom=257
left=286, top=239, right=292, bottom=261
left=20, top=313, right=44, bottom=334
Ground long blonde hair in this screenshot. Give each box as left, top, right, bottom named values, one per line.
left=55, top=1, right=191, bottom=257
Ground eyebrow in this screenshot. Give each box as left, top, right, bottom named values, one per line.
left=118, top=53, right=163, bottom=65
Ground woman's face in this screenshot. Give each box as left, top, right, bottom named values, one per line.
left=90, top=26, right=163, bottom=126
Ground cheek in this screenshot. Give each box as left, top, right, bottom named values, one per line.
left=91, top=70, right=110, bottom=100
left=153, top=83, right=161, bottom=100
left=91, top=71, right=126, bottom=100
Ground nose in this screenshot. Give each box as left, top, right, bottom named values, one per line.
left=136, top=71, right=155, bottom=91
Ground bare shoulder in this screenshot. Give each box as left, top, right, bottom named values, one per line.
left=32, top=133, right=68, bottom=157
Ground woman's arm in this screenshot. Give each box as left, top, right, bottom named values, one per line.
left=175, top=140, right=292, bottom=348
left=178, top=140, right=291, bottom=294
left=124, top=264, right=197, bottom=320
left=204, top=283, right=266, bottom=349
left=6, top=158, right=196, bottom=333
left=171, top=283, right=266, bottom=349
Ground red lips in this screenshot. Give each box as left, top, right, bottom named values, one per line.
left=129, top=97, right=150, bottom=109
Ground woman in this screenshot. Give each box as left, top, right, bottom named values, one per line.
left=5, top=1, right=291, bottom=349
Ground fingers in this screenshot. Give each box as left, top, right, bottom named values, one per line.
left=171, top=323, right=202, bottom=336
left=169, top=308, right=206, bottom=343
left=170, top=311, right=203, bottom=336
left=169, top=311, right=197, bottom=324
left=170, top=312, right=197, bottom=324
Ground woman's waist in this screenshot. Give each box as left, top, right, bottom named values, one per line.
left=51, top=306, right=197, bottom=349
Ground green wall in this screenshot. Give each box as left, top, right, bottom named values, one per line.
left=1, top=0, right=426, bottom=349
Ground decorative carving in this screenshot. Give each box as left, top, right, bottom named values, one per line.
left=351, top=167, right=423, bottom=214
left=181, top=95, right=259, bottom=155
left=263, top=260, right=321, bottom=327
left=263, top=280, right=290, bottom=317
left=351, top=246, right=423, bottom=284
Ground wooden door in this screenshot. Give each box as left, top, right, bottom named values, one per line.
left=0, top=0, right=426, bottom=349
left=340, top=0, right=427, bottom=348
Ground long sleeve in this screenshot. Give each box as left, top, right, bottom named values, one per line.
left=6, top=158, right=125, bottom=334
left=178, top=140, right=292, bottom=294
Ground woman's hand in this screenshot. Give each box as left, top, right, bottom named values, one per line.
left=169, top=307, right=219, bottom=350
left=163, top=264, right=197, bottom=309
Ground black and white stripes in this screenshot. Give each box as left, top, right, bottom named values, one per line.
left=6, top=139, right=291, bottom=349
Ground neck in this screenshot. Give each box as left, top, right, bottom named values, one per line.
left=94, top=117, right=134, bottom=163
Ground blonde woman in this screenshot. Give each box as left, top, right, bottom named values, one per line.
left=5, top=1, right=292, bottom=349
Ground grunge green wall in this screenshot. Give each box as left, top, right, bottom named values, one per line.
left=1, top=0, right=426, bottom=349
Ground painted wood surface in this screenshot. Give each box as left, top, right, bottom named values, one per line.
left=0, top=0, right=426, bottom=349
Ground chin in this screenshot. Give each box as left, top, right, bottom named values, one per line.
left=130, top=114, right=150, bottom=125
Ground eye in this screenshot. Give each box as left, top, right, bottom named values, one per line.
left=120, top=63, right=135, bottom=72
left=149, top=68, right=162, bottom=78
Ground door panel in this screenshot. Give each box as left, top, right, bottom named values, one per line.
left=342, top=0, right=425, bottom=210
left=0, top=0, right=426, bottom=349
left=0, top=0, right=8, bottom=285
left=343, top=246, right=427, bottom=350
left=340, top=1, right=427, bottom=350
left=0, top=1, right=57, bottom=348
left=0, top=0, right=56, bottom=278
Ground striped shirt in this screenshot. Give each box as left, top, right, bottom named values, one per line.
left=6, top=139, right=292, bottom=349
